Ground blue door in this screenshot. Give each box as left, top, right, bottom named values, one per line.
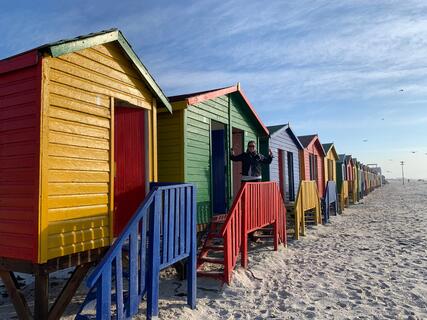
left=212, top=129, right=227, bottom=214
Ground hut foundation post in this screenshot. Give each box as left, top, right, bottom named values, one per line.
left=34, top=268, right=49, bottom=319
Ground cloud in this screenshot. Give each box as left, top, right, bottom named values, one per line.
left=2, top=0, right=427, bottom=177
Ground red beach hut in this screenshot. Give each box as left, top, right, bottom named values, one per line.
left=298, top=135, right=326, bottom=197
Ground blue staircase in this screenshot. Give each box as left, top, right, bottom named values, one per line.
left=323, top=181, right=338, bottom=223
left=76, top=183, right=197, bottom=319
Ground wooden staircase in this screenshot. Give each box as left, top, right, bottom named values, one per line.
left=197, top=182, right=286, bottom=284
left=197, top=214, right=227, bottom=280
left=76, top=183, right=197, bottom=320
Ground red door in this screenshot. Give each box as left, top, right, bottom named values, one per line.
left=114, top=107, right=146, bottom=236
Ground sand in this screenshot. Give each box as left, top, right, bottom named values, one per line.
left=157, top=180, right=427, bottom=319
left=1, top=179, right=426, bottom=319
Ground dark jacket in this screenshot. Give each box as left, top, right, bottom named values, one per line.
left=230, top=151, right=273, bottom=177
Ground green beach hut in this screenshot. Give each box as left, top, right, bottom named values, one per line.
left=157, top=84, right=269, bottom=228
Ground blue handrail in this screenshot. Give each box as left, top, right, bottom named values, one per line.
left=78, top=183, right=197, bottom=320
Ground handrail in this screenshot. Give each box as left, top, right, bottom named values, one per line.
left=221, top=182, right=286, bottom=284
left=221, top=183, right=247, bottom=284
left=81, top=183, right=197, bottom=320
left=86, top=190, right=156, bottom=288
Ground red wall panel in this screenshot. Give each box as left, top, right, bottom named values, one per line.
left=0, top=51, right=40, bottom=262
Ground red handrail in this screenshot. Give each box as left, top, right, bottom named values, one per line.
left=221, top=182, right=286, bottom=284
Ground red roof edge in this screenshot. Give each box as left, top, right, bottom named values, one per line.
left=185, top=85, right=269, bottom=136
left=186, top=85, right=238, bottom=105
left=0, top=50, right=39, bottom=74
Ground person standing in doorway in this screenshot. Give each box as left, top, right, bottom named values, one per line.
left=230, top=140, right=273, bottom=182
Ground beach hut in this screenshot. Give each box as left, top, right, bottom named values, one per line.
left=336, top=154, right=349, bottom=212
left=352, top=158, right=360, bottom=202
left=345, top=155, right=354, bottom=182
left=357, top=161, right=364, bottom=200
left=298, top=135, right=326, bottom=197
left=260, top=123, right=303, bottom=202
left=321, top=143, right=339, bottom=222
left=345, top=155, right=357, bottom=203
left=322, top=143, right=338, bottom=184
left=157, top=84, right=270, bottom=227
left=158, top=85, right=286, bottom=283
left=0, top=29, right=197, bottom=319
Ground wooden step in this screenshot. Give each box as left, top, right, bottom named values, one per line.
left=253, top=234, right=274, bottom=239
left=207, top=233, right=222, bottom=239
left=205, top=244, right=224, bottom=251
left=198, top=256, right=224, bottom=264
left=197, top=270, right=224, bottom=280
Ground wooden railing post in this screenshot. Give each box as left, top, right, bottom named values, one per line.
left=224, top=229, right=232, bottom=284
left=147, top=192, right=161, bottom=319
left=300, top=183, right=305, bottom=236
left=241, top=187, right=248, bottom=269
left=187, top=186, right=197, bottom=308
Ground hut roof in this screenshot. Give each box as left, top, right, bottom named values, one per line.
left=0, top=28, right=172, bottom=112
left=169, top=85, right=269, bottom=136
left=267, top=123, right=303, bottom=150
left=298, top=134, right=326, bottom=156
left=322, top=143, right=339, bottom=160
left=268, top=124, right=286, bottom=135
left=298, top=134, right=317, bottom=148
left=345, top=155, right=354, bottom=165
left=338, top=154, right=346, bottom=162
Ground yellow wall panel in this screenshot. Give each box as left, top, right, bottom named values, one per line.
left=158, top=109, right=184, bottom=182
left=48, top=216, right=108, bottom=234
left=49, top=82, right=110, bottom=108
left=47, top=226, right=109, bottom=249
left=49, top=131, right=109, bottom=150
left=47, top=238, right=109, bottom=260
left=49, top=118, right=109, bottom=139
left=48, top=205, right=108, bottom=222
left=49, top=105, right=110, bottom=128
left=48, top=144, right=109, bottom=161
left=48, top=182, right=109, bottom=195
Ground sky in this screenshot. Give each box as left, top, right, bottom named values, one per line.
left=1, top=0, right=427, bottom=178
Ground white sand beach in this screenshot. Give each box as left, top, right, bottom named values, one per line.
left=1, top=180, right=426, bottom=319
left=157, top=179, right=427, bottom=319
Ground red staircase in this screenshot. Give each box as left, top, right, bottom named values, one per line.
left=197, top=182, right=286, bottom=284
